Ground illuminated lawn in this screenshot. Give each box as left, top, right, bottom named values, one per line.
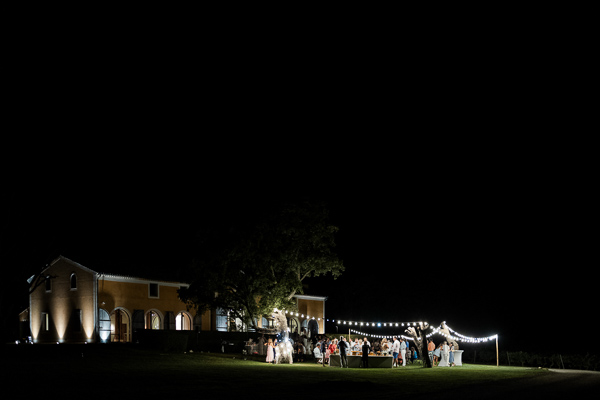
left=7, top=345, right=548, bottom=399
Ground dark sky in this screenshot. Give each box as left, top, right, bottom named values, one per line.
left=4, top=141, right=594, bottom=354
left=4, top=19, right=595, bottom=354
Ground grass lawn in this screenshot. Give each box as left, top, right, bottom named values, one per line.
left=4, top=345, right=547, bottom=399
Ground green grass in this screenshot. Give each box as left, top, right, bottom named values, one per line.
left=5, top=345, right=547, bottom=399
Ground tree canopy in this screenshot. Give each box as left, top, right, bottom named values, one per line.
left=179, top=199, right=344, bottom=330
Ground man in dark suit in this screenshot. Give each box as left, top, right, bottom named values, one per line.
left=339, top=336, right=348, bottom=368
left=362, top=340, right=371, bottom=368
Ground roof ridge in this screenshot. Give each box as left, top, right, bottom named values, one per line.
left=49, top=255, right=190, bottom=285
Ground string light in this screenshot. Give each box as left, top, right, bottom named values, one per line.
left=349, top=329, right=415, bottom=341
left=282, top=309, right=429, bottom=328
left=280, top=309, right=497, bottom=344
left=434, top=323, right=498, bottom=343
left=346, top=323, right=497, bottom=345
left=330, top=319, right=428, bottom=327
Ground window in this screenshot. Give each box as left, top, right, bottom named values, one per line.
left=216, top=308, right=227, bottom=332
left=308, top=319, right=319, bottom=336
left=288, top=317, right=299, bottom=335
left=45, top=277, right=52, bottom=292
left=70, top=273, right=77, bottom=290
left=216, top=308, right=245, bottom=332
left=98, top=309, right=110, bottom=342
left=149, top=283, right=159, bottom=298
left=145, top=310, right=161, bottom=330
left=262, top=317, right=271, bottom=329
left=42, top=312, right=49, bottom=331
left=176, top=312, right=192, bottom=330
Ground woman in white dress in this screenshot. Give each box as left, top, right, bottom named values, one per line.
left=438, top=341, right=450, bottom=367
left=265, top=338, right=274, bottom=363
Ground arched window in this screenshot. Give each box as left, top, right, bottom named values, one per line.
left=301, top=319, right=309, bottom=330
left=98, top=309, right=110, bottom=342
left=175, top=312, right=192, bottom=330
left=70, top=273, right=77, bottom=290
left=308, top=319, right=319, bottom=337
left=145, top=310, right=162, bottom=330
left=288, top=317, right=300, bottom=334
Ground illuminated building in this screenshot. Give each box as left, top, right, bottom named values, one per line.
left=26, top=256, right=326, bottom=343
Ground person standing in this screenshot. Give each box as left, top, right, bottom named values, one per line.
left=410, top=346, right=418, bottom=363
left=339, top=336, right=349, bottom=368
left=373, top=340, right=381, bottom=354
left=400, top=338, right=407, bottom=367
left=381, top=338, right=390, bottom=355
left=323, top=342, right=331, bottom=367
left=265, top=338, right=274, bottom=364
left=361, top=339, right=371, bottom=368
left=301, top=329, right=308, bottom=351
left=433, top=343, right=441, bottom=366
left=392, top=336, right=400, bottom=367
left=329, top=338, right=338, bottom=355
left=427, top=339, right=435, bottom=365
left=273, top=339, right=280, bottom=364
left=439, top=341, right=450, bottom=367
left=298, top=341, right=305, bottom=362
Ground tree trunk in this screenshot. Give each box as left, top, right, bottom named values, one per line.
left=418, top=327, right=432, bottom=368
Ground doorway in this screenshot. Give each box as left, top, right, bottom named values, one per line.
left=111, top=308, right=131, bottom=342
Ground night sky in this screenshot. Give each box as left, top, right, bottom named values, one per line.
left=5, top=141, right=594, bottom=355
left=5, top=16, right=595, bottom=358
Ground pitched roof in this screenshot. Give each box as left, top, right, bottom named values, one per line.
left=40, top=255, right=190, bottom=286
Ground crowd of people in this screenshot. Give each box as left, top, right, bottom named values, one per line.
left=427, top=338, right=458, bottom=367
left=259, top=328, right=458, bottom=368
left=261, top=333, right=430, bottom=367
left=262, top=330, right=325, bottom=364
left=335, top=336, right=420, bottom=368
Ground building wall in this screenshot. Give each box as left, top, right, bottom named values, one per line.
left=298, top=299, right=324, bottom=320
left=29, top=257, right=199, bottom=344
left=98, top=278, right=192, bottom=319
left=97, top=277, right=198, bottom=337
left=29, top=258, right=96, bottom=343
left=29, top=257, right=326, bottom=342
left=285, top=297, right=326, bottom=335
left=297, top=298, right=326, bottom=334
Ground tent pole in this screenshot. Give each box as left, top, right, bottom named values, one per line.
left=496, top=335, right=499, bottom=367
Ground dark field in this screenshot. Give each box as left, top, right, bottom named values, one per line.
left=3, top=344, right=599, bottom=399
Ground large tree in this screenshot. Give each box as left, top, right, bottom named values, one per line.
left=179, top=199, right=344, bottom=331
